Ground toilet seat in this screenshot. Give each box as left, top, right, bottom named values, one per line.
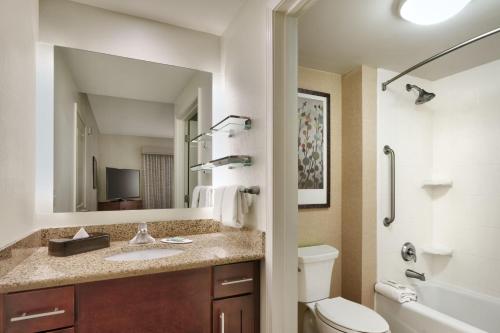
left=315, top=297, right=389, bottom=333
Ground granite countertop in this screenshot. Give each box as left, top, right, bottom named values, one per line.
left=0, top=230, right=264, bottom=293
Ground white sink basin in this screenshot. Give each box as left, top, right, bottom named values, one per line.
left=105, top=248, right=184, bottom=262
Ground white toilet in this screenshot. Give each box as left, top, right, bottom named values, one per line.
left=299, top=245, right=390, bottom=333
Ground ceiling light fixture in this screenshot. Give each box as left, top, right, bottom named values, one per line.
left=400, top=0, right=472, bottom=25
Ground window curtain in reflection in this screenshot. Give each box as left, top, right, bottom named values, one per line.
left=142, top=154, right=173, bottom=209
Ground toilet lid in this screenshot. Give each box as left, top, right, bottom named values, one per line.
left=315, top=298, right=389, bottom=333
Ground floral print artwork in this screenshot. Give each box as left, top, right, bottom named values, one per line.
left=298, top=95, right=325, bottom=189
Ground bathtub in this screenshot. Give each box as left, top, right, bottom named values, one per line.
left=375, top=282, right=500, bottom=333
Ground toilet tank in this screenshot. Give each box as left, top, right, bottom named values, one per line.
left=298, top=245, right=339, bottom=303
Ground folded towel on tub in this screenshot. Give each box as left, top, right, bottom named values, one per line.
left=375, top=280, right=417, bottom=303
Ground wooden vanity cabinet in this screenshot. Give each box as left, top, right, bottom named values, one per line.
left=0, top=260, right=260, bottom=333
left=77, top=267, right=212, bottom=333
left=212, top=261, right=260, bottom=333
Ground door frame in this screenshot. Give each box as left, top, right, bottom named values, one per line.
left=265, top=1, right=318, bottom=332
left=185, top=107, right=199, bottom=207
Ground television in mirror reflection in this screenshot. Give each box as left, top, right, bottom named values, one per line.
left=52, top=46, right=212, bottom=213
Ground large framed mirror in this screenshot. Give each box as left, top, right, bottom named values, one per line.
left=49, top=46, right=212, bottom=213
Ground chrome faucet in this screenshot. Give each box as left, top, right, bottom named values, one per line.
left=405, top=269, right=426, bottom=281
left=129, top=222, right=155, bottom=245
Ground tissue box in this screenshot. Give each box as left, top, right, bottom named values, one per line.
left=48, top=233, right=110, bottom=257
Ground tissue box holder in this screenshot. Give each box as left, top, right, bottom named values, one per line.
left=48, top=233, right=110, bottom=257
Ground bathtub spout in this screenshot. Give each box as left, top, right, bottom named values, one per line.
left=406, top=269, right=426, bottom=281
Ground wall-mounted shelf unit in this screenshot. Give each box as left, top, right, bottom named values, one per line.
left=190, top=155, right=252, bottom=172
left=190, top=115, right=251, bottom=143
left=422, top=178, right=453, bottom=188
left=422, top=244, right=453, bottom=256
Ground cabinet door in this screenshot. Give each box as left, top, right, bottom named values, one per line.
left=77, top=268, right=211, bottom=333
left=213, top=295, right=254, bottom=333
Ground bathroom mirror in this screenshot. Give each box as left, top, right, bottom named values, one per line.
left=51, top=46, right=212, bottom=212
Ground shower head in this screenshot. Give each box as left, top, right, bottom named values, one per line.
left=406, top=84, right=435, bottom=105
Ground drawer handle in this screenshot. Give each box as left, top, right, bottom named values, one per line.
left=220, top=312, right=225, bottom=333
left=220, top=277, right=253, bottom=286
left=10, top=308, right=65, bottom=322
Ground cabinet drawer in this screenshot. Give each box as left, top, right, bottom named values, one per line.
left=213, top=261, right=257, bottom=299
left=46, top=328, right=75, bottom=333
left=4, top=286, right=74, bottom=333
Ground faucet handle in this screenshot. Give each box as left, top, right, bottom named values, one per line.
left=402, top=242, right=417, bottom=262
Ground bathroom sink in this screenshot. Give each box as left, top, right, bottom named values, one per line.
left=105, top=248, right=184, bottom=262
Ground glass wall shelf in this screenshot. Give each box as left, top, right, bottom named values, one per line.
left=190, top=155, right=252, bottom=172
left=190, top=115, right=251, bottom=143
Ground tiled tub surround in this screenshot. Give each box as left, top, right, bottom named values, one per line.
left=0, top=220, right=264, bottom=293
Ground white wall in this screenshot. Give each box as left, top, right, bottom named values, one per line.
left=0, top=0, right=38, bottom=248
left=97, top=134, right=174, bottom=202
left=88, top=95, right=175, bottom=138
left=431, top=60, right=500, bottom=298
left=39, top=0, right=220, bottom=74
left=53, top=48, right=99, bottom=212
left=215, top=0, right=269, bottom=231
left=53, top=47, right=78, bottom=212
left=376, top=69, right=435, bottom=285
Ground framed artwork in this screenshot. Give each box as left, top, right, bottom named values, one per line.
left=92, top=156, right=97, bottom=189
left=297, top=88, right=330, bottom=208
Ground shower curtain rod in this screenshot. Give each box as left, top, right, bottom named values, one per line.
left=381, top=27, right=500, bottom=91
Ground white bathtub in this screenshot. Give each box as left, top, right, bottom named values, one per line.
left=375, top=282, right=500, bottom=333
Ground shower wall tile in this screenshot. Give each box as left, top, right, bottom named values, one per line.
left=376, top=68, right=434, bottom=286
left=378, top=61, right=500, bottom=299
left=432, top=59, right=500, bottom=298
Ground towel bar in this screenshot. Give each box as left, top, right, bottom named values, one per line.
left=239, top=186, right=260, bottom=195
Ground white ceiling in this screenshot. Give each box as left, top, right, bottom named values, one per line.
left=87, top=94, right=175, bottom=138
left=58, top=47, right=196, bottom=138
left=59, top=47, right=197, bottom=104
left=299, top=0, right=500, bottom=80
left=69, top=0, right=246, bottom=36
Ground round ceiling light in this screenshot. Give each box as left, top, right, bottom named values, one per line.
left=400, top=0, right=472, bottom=25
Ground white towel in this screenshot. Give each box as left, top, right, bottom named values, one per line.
left=375, top=281, right=417, bottom=303
left=192, top=186, right=214, bottom=208
left=198, top=187, right=208, bottom=207
left=221, top=185, right=240, bottom=227
left=205, top=187, right=214, bottom=207
left=213, top=187, right=225, bottom=221
left=191, top=186, right=202, bottom=208
left=221, top=185, right=253, bottom=228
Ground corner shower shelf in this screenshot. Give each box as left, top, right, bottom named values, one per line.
left=190, top=155, right=252, bottom=172
left=422, top=178, right=453, bottom=188
left=190, top=115, right=251, bottom=143
left=422, top=244, right=453, bottom=256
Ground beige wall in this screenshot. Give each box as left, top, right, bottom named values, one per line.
left=0, top=0, right=38, bottom=248
left=297, top=66, right=343, bottom=333
left=298, top=66, right=343, bottom=297
left=341, top=65, right=377, bottom=308
left=97, top=134, right=174, bottom=202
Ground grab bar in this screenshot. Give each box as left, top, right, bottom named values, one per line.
left=384, top=145, right=395, bottom=226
